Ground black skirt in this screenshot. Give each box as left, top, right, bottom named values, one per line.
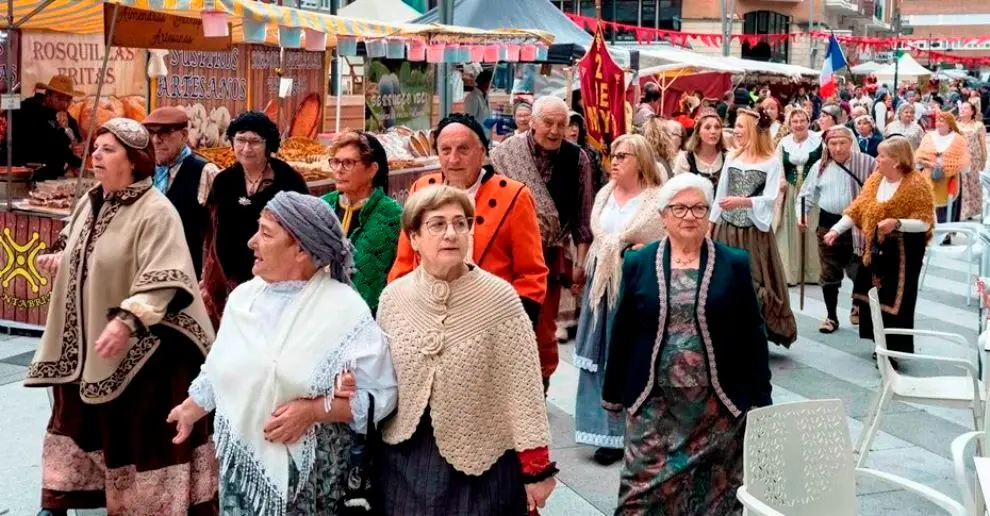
left=376, top=411, right=528, bottom=516
left=852, top=231, right=927, bottom=353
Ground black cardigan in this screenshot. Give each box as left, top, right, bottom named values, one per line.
left=601, top=238, right=772, bottom=417
left=209, top=157, right=309, bottom=285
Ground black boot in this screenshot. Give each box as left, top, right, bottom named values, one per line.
left=593, top=447, right=624, bottom=466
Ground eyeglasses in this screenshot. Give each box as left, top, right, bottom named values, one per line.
left=422, top=216, right=473, bottom=236
left=329, top=158, right=363, bottom=171
left=611, top=151, right=633, bottom=162
left=148, top=127, right=181, bottom=137
left=233, top=137, right=265, bottom=148
left=665, top=203, right=710, bottom=219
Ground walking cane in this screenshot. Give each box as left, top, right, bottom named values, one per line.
left=799, top=196, right=807, bottom=311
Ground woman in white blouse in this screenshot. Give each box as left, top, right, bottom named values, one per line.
left=710, top=106, right=797, bottom=348
left=824, top=136, right=934, bottom=361
left=775, top=108, right=823, bottom=286
left=574, top=134, right=667, bottom=466
left=673, top=107, right=726, bottom=194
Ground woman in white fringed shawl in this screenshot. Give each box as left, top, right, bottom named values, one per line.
left=168, top=191, right=397, bottom=515
left=573, top=133, right=667, bottom=466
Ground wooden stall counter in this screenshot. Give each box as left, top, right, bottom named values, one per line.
left=0, top=205, right=68, bottom=331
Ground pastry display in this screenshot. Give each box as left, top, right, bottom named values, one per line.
left=288, top=93, right=321, bottom=139
left=27, top=178, right=97, bottom=210
left=196, top=147, right=236, bottom=169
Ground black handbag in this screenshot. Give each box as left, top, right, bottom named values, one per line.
left=342, top=394, right=381, bottom=515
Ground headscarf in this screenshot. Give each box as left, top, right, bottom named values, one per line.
left=265, top=191, right=355, bottom=283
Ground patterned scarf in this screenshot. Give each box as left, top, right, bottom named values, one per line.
left=154, top=145, right=192, bottom=193
left=490, top=132, right=562, bottom=247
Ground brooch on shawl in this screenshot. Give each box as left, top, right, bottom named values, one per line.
left=238, top=196, right=252, bottom=206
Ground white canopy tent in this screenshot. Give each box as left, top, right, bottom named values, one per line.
left=721, top=57, right=819, bottom=79
left=338, top=0, right=421, bottom=23
left=850, top=61, right=884, bottom=75
left=628, top=45, right=746, bottom=75
left=873, top=53, right=933, bottom=83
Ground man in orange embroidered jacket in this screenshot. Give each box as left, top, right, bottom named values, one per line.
left=387, top=113, right=548, bottom=327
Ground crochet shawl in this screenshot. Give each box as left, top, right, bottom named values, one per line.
left=322, top=187, right=402, bottom=314
left=844, top=171, right=935, bottom=265
left=377, top=266, right=550, bottom=475
left=915, top=131, right=970, bottom=206
left=585, top=182, right=666, bottom=318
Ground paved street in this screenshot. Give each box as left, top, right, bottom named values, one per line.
left=0, top=247, right=983, bottom=515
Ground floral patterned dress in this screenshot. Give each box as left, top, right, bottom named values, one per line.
left=617, top=268, right=745, bottom=516
left=959, top=120, right=987, bottom=221
left=219, top=423, right=356, bottom=515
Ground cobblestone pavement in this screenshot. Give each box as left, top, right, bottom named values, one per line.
left=0, top=247, right=983, bottom=515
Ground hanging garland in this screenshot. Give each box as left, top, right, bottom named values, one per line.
left=566, top=14, right=990, bottom=66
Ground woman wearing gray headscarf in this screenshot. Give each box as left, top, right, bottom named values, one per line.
left=168, top=191, right=398, bottom=515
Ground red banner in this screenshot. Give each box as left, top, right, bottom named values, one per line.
left=579, top=24, right=626, bottom=153
left=566, top=13, right=990, bottom=56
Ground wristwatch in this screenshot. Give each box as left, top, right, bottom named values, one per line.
left=894, top=219, right=902, bottom=231
left=115, top=311, right=140, bottom=335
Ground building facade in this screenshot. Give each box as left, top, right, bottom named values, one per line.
left=553, top=0, right=893, bottom=67
left=900, top=0, right=990, bottom=71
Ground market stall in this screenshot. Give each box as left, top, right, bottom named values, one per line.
left=0, top=0, right=554, bottom=329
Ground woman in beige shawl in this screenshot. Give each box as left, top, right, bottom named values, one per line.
left=574, top=134, right=667, bottom=466
left=25, top=118, right=218, bottom=515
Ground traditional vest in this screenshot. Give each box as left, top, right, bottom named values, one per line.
left=782, top=144, right=823, bottom=186
left=166, top=153, right=209, bottom=279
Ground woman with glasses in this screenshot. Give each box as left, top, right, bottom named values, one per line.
left=376, top=185, right=557, bottom=515
left=573, top=134, right=666, bottom=466
left=201, top=111, right=309, bottom=324
left=321, top=131, right=401, bottom=314
left=603, top=173, right=771, bottom=515
left=710, top=107, right=797, bottom=348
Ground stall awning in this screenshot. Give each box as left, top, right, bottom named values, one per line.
left=1, top=0, right=553, bottom=46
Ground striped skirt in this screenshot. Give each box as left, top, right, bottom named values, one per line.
left=377, top=411, right=528, bottom=516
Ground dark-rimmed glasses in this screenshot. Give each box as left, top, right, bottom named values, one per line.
left=665, top=204, right=709, bottom=219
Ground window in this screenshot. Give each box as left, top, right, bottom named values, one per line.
left=742, top=10, right=790, bottom=63
left=574, top=0, right=682, bottom=36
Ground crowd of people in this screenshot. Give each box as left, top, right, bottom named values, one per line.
left=17, top=68, right=988, bottom=516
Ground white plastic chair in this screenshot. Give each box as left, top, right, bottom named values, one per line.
left=922, top=223, right=983, bottom=306
left=855, top=288, right=985, bottom=468
left=951, top=328, right=990, bottom=516
left=738, top=399, right=966, bottom=516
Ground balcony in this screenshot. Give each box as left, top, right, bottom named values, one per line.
left=825, top=0, right=861, bottom=16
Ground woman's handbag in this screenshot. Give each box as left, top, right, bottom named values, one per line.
left=931, top=153, right=945, bottom=181
left=342, top=395, right=381, bottom=515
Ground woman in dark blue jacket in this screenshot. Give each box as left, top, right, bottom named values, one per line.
left=602, top=173, right=771, bottom=516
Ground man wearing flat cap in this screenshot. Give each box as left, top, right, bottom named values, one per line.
left=9, top=74, right=84, bottom=181
left=143, top=106, right=220, bottom=278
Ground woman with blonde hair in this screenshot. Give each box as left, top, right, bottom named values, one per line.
left=916, top=110, right=970, bottom=223
left=775, top=107, right=823, bottom=286
left=957, top=101, right=986, bottom=220
left=641, top=117, right=675, bottom=181
left=710, top=106, right=797, bottom=347
left=824, top=136, right=934, bottom=358
left=574, top=133, right=667, bottom=466
left=673, top=107, right=726, bottom=193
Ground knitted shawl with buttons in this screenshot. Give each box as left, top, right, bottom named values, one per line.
left=376, top=265, right=550, bottom=475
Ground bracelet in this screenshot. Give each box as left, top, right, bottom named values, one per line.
left=323, top=395, right=331, bottom=415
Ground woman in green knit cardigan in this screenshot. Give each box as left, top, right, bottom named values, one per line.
left=322, top=131, right=402, bottom=314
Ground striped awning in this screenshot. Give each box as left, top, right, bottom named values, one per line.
left=0, top=0, right=553, bottom=46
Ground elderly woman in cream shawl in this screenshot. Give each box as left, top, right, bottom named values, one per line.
left=574, top=133, right=667, bottom=466
left=168, top=191, right=397, bottom=515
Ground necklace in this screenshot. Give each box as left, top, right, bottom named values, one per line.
left=245, top=173, right=264, bottom=196
left=672, top=253, right=699, bottom=266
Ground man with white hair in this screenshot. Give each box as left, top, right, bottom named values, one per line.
left=491, top=95, right=595, bottom=389
left=796, top=126, right=875, bottom=333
